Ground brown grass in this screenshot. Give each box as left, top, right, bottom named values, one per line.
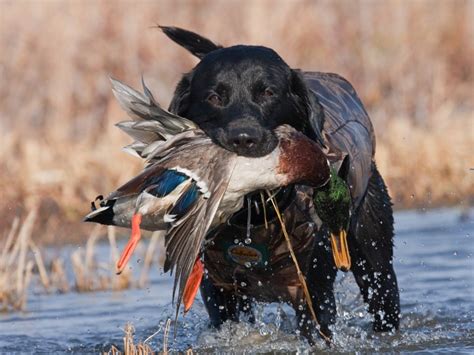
left=0, top=210, right=39, bottom=311
left=71, top=227, right=162, bottom=293
left=106, top=320, right=174, bottom=355
left=1, top=213, right=162, bottom=311
left=71, top=225, right=132, bottom=292
left=108, top=323, right=155, bottom=355
left=0, top=0, right=472, bottom=242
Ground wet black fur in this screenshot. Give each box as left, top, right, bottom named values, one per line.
left=162, top=26, right=399, bottom=343
left=165, top=28, right=324, bottom=157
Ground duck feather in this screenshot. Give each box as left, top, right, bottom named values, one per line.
left=87, top=78, right=331, bottom=317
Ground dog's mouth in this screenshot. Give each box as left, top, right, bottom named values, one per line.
left=213, top=128, right=279, bottom=158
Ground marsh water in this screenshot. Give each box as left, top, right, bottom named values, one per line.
left=1, top=208, right=473, bottom=353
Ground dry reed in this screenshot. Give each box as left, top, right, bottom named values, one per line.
left=1, top=209, right=76, bottom=310
left=0, top=210, right=37, bottom=311
left=71, top=226, right=160, bottom=293
left=107, top=323, right=154, bottom=355
left=105, top=321, right=175, bottom=355
left=1, top=213, right=161, bottom=312
left=0, top=1, right=472, bottom=243
left=268, top=192, right=331, bottom=345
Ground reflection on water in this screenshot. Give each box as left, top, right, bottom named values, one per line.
left=0, top=208, right=473, bottom=353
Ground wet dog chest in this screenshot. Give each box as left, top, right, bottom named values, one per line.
left=204, top=186, right=321, bottom=302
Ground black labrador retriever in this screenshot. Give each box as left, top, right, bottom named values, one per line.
left=161, top=26, right=400, bottom=344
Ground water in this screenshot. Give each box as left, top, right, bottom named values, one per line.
left=1, top=208, right=473, bottom=353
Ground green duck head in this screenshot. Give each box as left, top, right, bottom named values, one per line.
left=314, top=168, right=352, bottom=271
left=314, top=168, right=351, bottom=232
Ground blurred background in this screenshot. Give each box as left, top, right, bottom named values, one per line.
left=0, top=0, right=472, bottom=244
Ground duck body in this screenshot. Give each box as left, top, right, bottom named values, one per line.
left=85, top=125, right=328, bottom=231
left=84, top=78, right=330, bottom=313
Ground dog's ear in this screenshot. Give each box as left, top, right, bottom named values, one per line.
left=160, top=26, right=222, bottom=59
left=168, top=72, right=192, bottom=116
left=290, top=70, right=325, bottom=147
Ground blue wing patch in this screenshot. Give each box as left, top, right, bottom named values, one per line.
left=146, top=170, right=188, bottom=197
left=169, top=182, right=199, bottom=219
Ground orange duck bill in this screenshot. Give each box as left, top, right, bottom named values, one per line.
left=330, top=229, right=351, bottom=272
left=116, top=213, right=142, bottom=274
left=182, top=258, right=204, bottom=313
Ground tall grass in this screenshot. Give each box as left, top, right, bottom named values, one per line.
left=0, top=215, right=163, bottom=312
left=0, top=210, right=57, bottom=311
left=0, top=0, right=472, bottom=242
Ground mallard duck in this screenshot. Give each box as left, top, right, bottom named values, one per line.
left=84, top=78, right=331, bottom=314
left=314, top=168, right=352, bottom=271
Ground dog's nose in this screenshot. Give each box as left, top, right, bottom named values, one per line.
left=231, top=132, right=257, bottom=149
left=228, top=129, right=262, bottom=152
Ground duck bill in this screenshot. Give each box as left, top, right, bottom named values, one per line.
left=183, top=258, right=204, bottom=313
left=330, top=229, right=351, bottom=272
left=116, top=213, right=142, bottom=275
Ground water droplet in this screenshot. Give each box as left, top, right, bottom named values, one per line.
left=240, top=282, right=247, bottom=287
left=233, top=239, right=239, bottom=244
left=257, top=281, right=262, bottom=287
left=244, top=237, right=252, bottom=245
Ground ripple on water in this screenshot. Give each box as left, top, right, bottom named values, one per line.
left=0, top=208, right=472, bottom=353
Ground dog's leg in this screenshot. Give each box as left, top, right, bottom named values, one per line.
left=200, top=275, right=242, bottom=328
left=295, top=228, right=337, bottom=344
left=349, top=164, right=400, bottom=331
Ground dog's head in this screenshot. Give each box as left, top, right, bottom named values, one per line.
left=162, top=27, right=324, bottom=157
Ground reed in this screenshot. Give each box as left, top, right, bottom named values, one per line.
left=0, top=0, right=472, bottom=243
left=0, top=209, right=76, bottom=310
left=1, top=213, right=161, bottom=311
left=0, top=210, right=37, bottom=311
left=107, top=324, right=155, bottom=355
left=71, top=226, right=161, bottom=293
left=105, top=319, right=176, bottom=355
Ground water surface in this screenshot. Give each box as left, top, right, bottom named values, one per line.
left=1, top=208, right=473, bottom=353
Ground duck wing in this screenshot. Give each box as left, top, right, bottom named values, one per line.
left=83, top=164, right=193, bottom=228
left=160, top=142, right=237, bottom=315
left=110, top=77, right=198, bottom=159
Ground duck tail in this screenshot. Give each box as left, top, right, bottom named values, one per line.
left=83, top=199, right=116, bottom=226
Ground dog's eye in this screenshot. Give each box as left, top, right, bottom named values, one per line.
left=207, top=93, right=223, bottom=106
left=262, top=88, right=274, bottom=97
left=257, top=88, right=274, bottom=101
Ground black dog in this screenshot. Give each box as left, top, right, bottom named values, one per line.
left=161, top=26, right=400, bottom=344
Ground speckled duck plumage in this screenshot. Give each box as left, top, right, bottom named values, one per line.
left=84, top=78, right=330, bottom=312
